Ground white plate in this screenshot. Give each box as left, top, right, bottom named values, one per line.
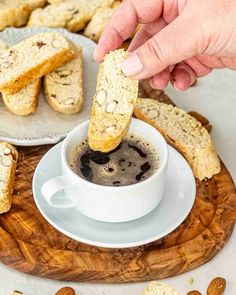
left=0, top=27, right=98, bottom=146
left=32, top=142, right=196, bottom=248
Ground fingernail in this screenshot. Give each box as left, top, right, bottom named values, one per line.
left=121, top=54, right=143, bottom=76
left=174, top=82, right=181, bottom=91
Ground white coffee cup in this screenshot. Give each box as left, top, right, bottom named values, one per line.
left=41, top=118, right=168, bottom=223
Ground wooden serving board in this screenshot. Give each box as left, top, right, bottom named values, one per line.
left=0, top=81, right=235, bottom=283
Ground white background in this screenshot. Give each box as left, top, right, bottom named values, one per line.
left=0, top=69, right=235, bottom=294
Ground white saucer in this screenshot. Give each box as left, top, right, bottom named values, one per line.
left=32, top=142, right=196, bottom=248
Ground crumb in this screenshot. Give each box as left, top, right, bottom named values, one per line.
left=189, top=277, right=194, bottom=285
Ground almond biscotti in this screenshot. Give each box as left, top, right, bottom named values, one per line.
left=27, top=0, right=115, bottom=32
left=134, top=99, right=221, bottom=180
left=141, top=282, right=179, bottom=295
left=0, top=39, right=40, bottom=116
left=0, top=0, right=47, bottom=31
left=84, top=5, right=118, bottom=42
left=88, top=49, right=139, bottom=153
left=0, top=142, right=18, bottom=214
left=2, top=80, right=41, bottom=116
left=0, top=32, right=75, bottom=95
left=44, top=47, right=83, bottom=114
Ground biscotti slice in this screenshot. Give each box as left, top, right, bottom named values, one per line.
left=0, top=142, right=18, bottom=214
left=0, top=39, right=40, bottom=116
left=27, top=0, right=115, bottom=32
left=44, top=47, right=83, bottom=114
left=0, top=32, right=75, bottom=95
left=134, top=99, right=221, bottom=180
left=141, top=282, right=179, bottom=295
left=84, top=5, right=119, bottom=42
left=2, top=80, right=41, bottom=116
left=0, top=0, right=46, bottom=31
left=88, top=49, right=139, bottom=152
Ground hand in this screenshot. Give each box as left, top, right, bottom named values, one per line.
left=94, top=0, right=236, bottom=90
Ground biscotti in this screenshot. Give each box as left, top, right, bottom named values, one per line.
left=141, top=281, right=179, bottom=295
left=134, top=99, right=221, bottom=180
left=88, top=49, right=139, bottom=153
left=0, top=142, right=18, bottom=214
left=27, top=0, right=115, bottom=32
left=2, top=80, right=41, bottom=116
left=84, top=5, right=118, bottom=42
left=44, top=46, right=83, bottom=114
left=0, top=32, right=75, bottom=95
left=0, top=39, right=40, bottom=116
left=0, top=0, right=47, bottom=31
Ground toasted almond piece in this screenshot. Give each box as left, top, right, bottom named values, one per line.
left=52, top=39, right=62, bottom=48
left=106, top=101, right=117, bottom=113
left=55, top=286, right=75, bottom=295
left=96, top=90, right=107, bottom=106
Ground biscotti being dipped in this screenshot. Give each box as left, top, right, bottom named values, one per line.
left=134, top=99, right=221, bottom=180
left=0, top=142, right=18, bottom=214
left=44, top=46, right=83, bottom=114
left=88, top=49, right=139, bottom=153
left=0, top=32, right=75, bottom=95
left=0, top=39, right=40, bottom=116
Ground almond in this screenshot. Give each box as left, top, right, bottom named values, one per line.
left=52, top=39, right=62, bottom=48
left=148, top=109, right=159, bottom=119
left=55, top=286, right=75, bottom=295
left=57, top=69, right=73, bottom=77
left=187, top=291, right=202, bottom=295
left=1, top=155, right=12, bottom=167
left=96, top=90, right=106, bottom=106
left=106, top=101, right=117, bottom=113
left=64, top=98, right=74, bottom=105
left=104, top=125, right=116, bottom=133
left=207, top=277, right=226, bottom=295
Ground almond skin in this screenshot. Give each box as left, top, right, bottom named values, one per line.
left=187, top=291, right=202, bottom=295
left=207, top=277, right=226, bottom=295
left=55, top=287, right=75, bottom=295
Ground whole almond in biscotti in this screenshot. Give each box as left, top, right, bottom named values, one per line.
left=55, top=286, right=75, bottom=295
left=207, top=277, right=226, bottom=295
left=0, top=142, right=18, bottom=214
left=88, top=49, right=138, bottom=153
left=134, top=99, right=221, bottom=181
left=0, top=32, right=75, bottom=95
left=44, top=46, right=83, bottom=115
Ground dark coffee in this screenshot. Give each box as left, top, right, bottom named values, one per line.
left=70, top=134, right=160, bottom=187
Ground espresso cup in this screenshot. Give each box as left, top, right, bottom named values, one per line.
left=41, top=118, right=168, bottom=223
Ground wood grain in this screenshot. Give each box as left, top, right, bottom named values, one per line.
left=0, top=81, right=235, bottom=283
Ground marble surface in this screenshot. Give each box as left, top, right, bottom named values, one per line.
left=0, top=69, right=235, bottom=295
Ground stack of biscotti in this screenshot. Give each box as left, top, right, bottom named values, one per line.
left=88, top=49, right=139, bottom=152
left=134, top=98, right=221, bottom=180
left=0, top=142, right=18, bottom=214
left=84, top=1, right=120, bottom=42
left=0, top=0, right=47, bottom=31
left=27, top=0, right=115, bottom=32
left=0, top=32, right=75, bottom=95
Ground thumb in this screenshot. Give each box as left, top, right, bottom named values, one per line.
left=121, top=15, right=204, bottom=79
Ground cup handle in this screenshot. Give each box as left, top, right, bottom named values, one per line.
left=41, top=175, right=77, bottom=209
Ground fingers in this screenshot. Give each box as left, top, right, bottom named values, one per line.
left=121, top=14, right=202, bottom=80
left=150, top=67, right=170, bottom=89
left=94, top=0, right=163, bottom=62
left=129, top=18, right=167, bottom=52
left=171, top=62, right=196, bottom=90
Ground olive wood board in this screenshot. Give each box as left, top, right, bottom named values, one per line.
left=0, top=80, right=235, bottom=283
